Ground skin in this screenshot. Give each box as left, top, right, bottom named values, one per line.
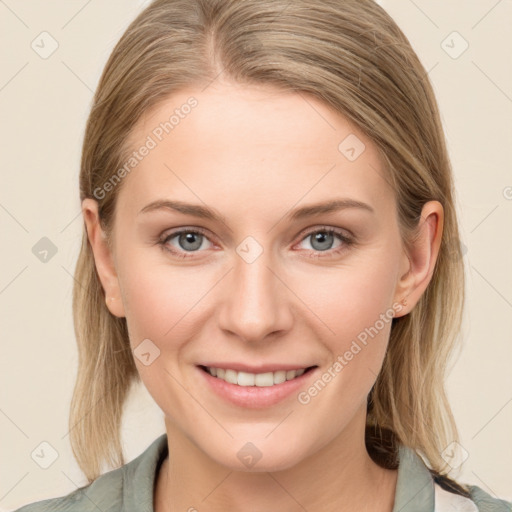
left=83, top=80, right=443, bottom=512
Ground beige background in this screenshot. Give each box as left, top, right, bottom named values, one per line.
left=1, top=0, right=511, bottom=509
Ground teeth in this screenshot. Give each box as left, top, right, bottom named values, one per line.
left=206, top=366, right=308, bottom=386
left=237, top=371, right=255, bottom=386
left=224, top=369, right=238, bottom=384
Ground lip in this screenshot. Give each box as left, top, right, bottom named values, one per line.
left=196, top=364, right=318, bottom=409
left=198, top=362, right=312, bottom=373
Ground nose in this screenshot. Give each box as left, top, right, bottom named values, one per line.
left=217, top=246, right=293, bottom=344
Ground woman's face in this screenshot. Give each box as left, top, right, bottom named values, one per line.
left=93, top=81, right=415, bottom=471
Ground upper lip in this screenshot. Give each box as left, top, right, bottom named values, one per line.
left=198, top=363, right=316, bottom=373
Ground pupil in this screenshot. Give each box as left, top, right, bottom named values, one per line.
left=180, top=232, right=202, bottom=251
left=313, top=231, right=332, bottom=251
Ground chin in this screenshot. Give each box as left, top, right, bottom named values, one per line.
left=202, top=436, right=311, bottom=473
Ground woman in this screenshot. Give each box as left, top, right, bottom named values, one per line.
left=15, top=0, right=511, bottom=510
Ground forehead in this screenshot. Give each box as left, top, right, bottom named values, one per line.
left=117, top=81, right=393, bottom=220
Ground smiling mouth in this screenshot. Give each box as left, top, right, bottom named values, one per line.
left=198, top=365, right=317, bottom=387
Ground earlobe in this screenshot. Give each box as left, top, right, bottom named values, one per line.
left=393, top=201, right=444, bottom=317
left=81, top=198, right=126, bottom=318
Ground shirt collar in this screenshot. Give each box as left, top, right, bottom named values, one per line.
left=125, top=433, right=435, bottom=512
left=393, top=443, right=435, bottom=511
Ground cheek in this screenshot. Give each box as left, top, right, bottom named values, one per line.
left=294, top=256, right=398, bottom=348
left=289, top=264, right=397, bottom=431
left=118, top=252, right=212, bottom=345
left=117, top=258, right=212, bottom=415
left=288, top=253, right=399, bottom=410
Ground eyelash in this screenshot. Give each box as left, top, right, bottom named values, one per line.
left=157, top=226, right=354, bottom=260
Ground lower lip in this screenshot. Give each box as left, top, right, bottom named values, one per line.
left=197, top=366, right=317, bottom=409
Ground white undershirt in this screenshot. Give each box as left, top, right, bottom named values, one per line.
left=434, top=482, right=478, bottom=511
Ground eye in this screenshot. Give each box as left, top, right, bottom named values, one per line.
left=295, top=227, right=354, bottom=258
left=157, top=226, right=354, bottom=260
left=159, top=228, right=213, bottom=259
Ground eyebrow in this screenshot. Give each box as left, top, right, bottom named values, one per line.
left=138, top=198, right=374, bottom=223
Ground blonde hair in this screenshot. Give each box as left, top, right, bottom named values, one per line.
left=71, top=0, right=466, bottom=492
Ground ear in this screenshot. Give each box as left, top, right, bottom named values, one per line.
left=82, top=198, right=126, bottom=318
left=393, top=200, right=444, bottom=317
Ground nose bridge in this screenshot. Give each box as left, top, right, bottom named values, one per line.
left=218, top=238, right=291, bottom=342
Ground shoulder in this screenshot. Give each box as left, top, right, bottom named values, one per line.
left=12, top=434, right=168, bottom=512
left=434, top=481, right=511, bottom=512
left=467, top=484, right=512, bottom=512
left=396, top=444, right=511, bottom=512
left=12, top=467, right=124, bottom=512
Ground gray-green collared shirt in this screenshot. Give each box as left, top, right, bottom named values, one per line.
left=14, top=433, right=512, bottom=511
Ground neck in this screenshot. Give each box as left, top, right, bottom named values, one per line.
left=154, top=407, right=397, bottom=512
